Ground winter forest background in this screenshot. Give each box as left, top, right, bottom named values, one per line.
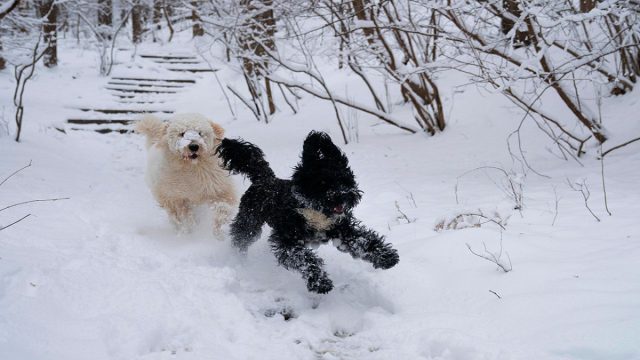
left=1, top=0, right=639, bottom=359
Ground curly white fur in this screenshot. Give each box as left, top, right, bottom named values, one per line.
left=136, top=113, right=237, bottom=236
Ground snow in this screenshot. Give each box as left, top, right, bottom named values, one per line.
left=1, top=35, right=640, bottom=360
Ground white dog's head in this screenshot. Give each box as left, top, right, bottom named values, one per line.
left=166, top=113, right=224, bottom=162
left=137, top=113, right=225, bottom=163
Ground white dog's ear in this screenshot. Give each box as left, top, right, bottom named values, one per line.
left=211, top=122, right=225, bottom=140
left=136, top=115, right=168, bottom=145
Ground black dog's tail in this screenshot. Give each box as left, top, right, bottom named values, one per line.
left=216, top=138, right=275, bottom=183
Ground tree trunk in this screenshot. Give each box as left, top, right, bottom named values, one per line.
left=0, top=40, right=5, bottom=70
left=351, top=0, right=374, bottom=44
left=132, top=3, right=143, bottom=44
left=580, top=0, right=596, bottom=13
left=191, top=1, right=204, bottom=37
left=97, top=0, right=112, bottom=40
left=501, top=0, right=530, bottom=46
left=153, top=0, right=162, bottom=30
left=1, top=1, right=24, bottom=69
left=38, top=0, right=57, bottom=68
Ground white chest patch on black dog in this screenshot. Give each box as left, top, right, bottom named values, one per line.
left=296, top=208, right=334, bottom=231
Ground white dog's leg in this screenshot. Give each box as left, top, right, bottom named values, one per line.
left=163, top=200, right=195, bottom=234
left=211, top=202, right=235, bottom=240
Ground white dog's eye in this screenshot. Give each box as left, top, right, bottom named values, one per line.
left=180, top=132, right=185, bottom=137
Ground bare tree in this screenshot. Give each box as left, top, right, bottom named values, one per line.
left=580, top=0, right=596, bottom=13
left=38, top=0, right=57, bottom=68
left=191, top=0, right=203, bottom=37
left=97, top=0, right=112, bottom=40
left=131, top=0, right=143, bottom=44
left=13, top=35, right=46, bottom=142
left=0, top=0, right=21, bottom=70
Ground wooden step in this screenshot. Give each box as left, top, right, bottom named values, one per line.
left=74, top=108, right=174, bottom=114
left=107, top=81, right=186, bottom=88
left=167, top=68, right=216, bottom=73
left=67, top=118, right=134, bottom=125
left=107, top=80, right=187, bottom=89
left=116, top=100, right=167, bottom=104
left=105, top=87, right=179, bottom=94
left=148, top=59, right=203, bottom=65
left=139, top=54, right=198, bottom=61
left=55, top=123, right=134, bottom=134
left=111, top=77, right=196, bottom=84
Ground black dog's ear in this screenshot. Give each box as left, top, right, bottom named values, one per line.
left=302, top=131, right=346, bottom=164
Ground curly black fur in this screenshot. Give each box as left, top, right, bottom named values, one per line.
left=216, top=131, right=399, bottom=294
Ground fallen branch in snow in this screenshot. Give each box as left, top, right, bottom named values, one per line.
left=466, top=238, right=512, bottom=273
left=0, top=214, right=31, bottom=231
left=436, top=211, right=507, bottom=231
left=266, top=74, right=419, bottom=134
left=0, top=197, right=70, bottom=213
left=0, top=159, right=31, bottom=187
left=489, top=290, right=502, bottom=299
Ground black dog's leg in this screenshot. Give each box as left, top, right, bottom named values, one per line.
left=269, top=234, right=333, bottom=294
left=330, top=218, right=399, bottom=270
left=230, top=214, right=263, bottom=254
left=229, top=195, right=264, bottom=253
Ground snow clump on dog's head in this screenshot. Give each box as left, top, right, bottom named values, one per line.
left=164, top=113, right=225, bottom=162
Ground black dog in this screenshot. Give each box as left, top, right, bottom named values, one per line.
left=216, top=131, right=399, bottom=294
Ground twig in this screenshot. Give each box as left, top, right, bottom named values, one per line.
left=600, top=145, right=612, bottom=216
left=456, top=166, right=524, bottom=213
left=601, top=136, right=640, bottom=157
left=552, top=187, right=560, bottom=226
left=394, top=201, right=414, bottom=224
left=489, top=290, right=502, bottom=299
left=466, top=238, right=512, bottom=273
left=0, top=160, right=32, bottom=187
left=566, top=179, right=600, bottom=222
left=0, top=214, right=31, bottom=231
left=227, top=85, right=260, bottom=122
left=0, top=197, right=69, bottom=213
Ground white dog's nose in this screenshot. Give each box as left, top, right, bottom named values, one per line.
left=188, top=143, right=199, bottom=152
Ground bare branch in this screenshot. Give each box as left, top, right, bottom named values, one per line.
left=0, top=214, right=31, bottom=231
left=0, top=160, right=32, bottom=187
left=0, top=197, right=70, bottom=213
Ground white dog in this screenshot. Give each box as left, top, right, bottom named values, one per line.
left=136, top=113, right=236, bottom=236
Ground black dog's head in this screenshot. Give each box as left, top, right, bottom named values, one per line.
left=292, top=131, right=362, bottom=215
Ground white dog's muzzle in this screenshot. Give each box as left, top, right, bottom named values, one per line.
left=174, top=130, right=207, bottom=161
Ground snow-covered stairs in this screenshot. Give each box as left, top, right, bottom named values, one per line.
left=59, top=52, right=213, bottom=134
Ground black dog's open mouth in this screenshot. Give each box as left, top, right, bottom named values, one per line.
left=333, top=204, right=344, bottom=214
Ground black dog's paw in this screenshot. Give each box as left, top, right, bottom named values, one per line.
left=307, top=274, right=334, bottom=294
left=371, top=247, right=399, bottom=270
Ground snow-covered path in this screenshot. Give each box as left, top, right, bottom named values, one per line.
left=1, top=38, right=640, bottom=360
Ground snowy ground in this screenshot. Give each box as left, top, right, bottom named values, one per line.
left=1, top=37, right=640, bottom=360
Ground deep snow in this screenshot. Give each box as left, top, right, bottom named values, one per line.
left=1, top=37, right=639, bottom=360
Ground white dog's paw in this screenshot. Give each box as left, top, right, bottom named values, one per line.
left=211, top=202, right=236, bottom=241
left=170, top=213, right=196, bottom=235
